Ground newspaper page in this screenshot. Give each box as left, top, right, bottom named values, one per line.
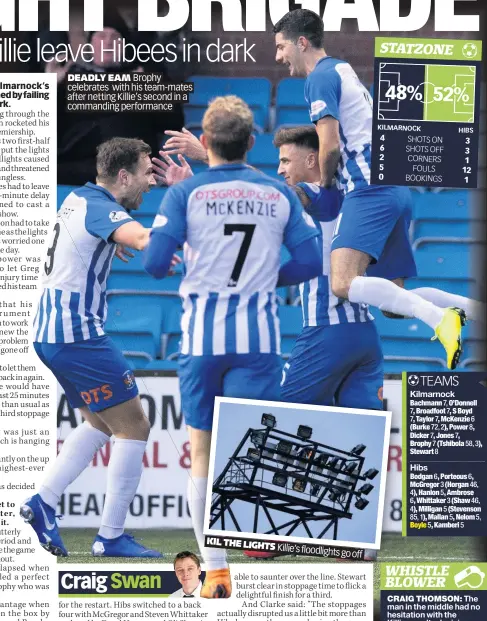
left=0, top=1, right=485, bottom=620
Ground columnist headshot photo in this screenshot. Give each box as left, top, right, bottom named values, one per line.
left=169, top=551, right=203, bottom=598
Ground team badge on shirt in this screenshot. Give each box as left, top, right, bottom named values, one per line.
left=311, top=100, right=327, bottom=116
left=153, top=214, right=168, bottom=228
left=109, top=211, right=131, bottom=223
left=122, top=370, right=136, bottom=390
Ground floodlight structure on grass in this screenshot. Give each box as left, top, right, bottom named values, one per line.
left=210, top=413, right=380, bottom=541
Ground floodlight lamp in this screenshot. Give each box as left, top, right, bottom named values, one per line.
left=292, top=478, right=307, bottom=493
left=318, top=453, right=330, bottom=467
left=262, top=442, right=277, bottom=459
left=351, top=443, right=366, bottom=456
left=251, top=431, right=266, bottom=447
left=298, top=447, right=313, bottom=460
left=328, top=457, right=340, bottom=469
left=262, top=413, right=276, bottom=428
left=311, top=484, right=321, bottom=496
left=328, top=490, right=341, bottom=503
left=276, top=440, right=293, bottom=455
left=297, top=425, right=313, bottom=440
left=364, top=468, right=379, bottom=480
left=358, top=483, right=374, bottom=495
left=343, top=461, right=357, bottom=475
left=355, top=497, right=369, bottom=510
left=272, top=473, right=288, bottom=487
left=247, top=448, right=260, bottom=461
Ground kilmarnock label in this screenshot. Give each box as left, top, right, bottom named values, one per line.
left=371, top=38, right=483, bottom=188
left=402, top=372, right=487, bottom=538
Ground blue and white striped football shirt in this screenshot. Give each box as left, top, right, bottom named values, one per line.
left=153, top=164, right=319, bottom=356
left=297, top=183, right=374, bottom=327
left=33, top=183, right=133, bottom=343
left=305, top=57, right=373, bottom=195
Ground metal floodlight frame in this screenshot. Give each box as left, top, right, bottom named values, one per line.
left=210, top=416, right=380, bottom=542
left=328, top=490, right=341, bottom=503
left=318, top=452, right=330, bottom=467
left=328, top=456, right=340, bottom=469
left=310, top=484, right=321, bottom=496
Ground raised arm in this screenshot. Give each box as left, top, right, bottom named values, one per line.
left=279, top=188, right=322, bottom=286
left=277, top=237, right=321, bottom=286
left=305, top=65, right=342, bottom=188
left=163, top=128, right=209, bottom=163
left=152, top=152, right=194, bottom=187
left=112, top=221, right=151, bottom=251
left=315, top=117, right=341, bottom=188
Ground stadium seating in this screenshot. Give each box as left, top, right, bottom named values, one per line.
left=459, top=360, right=485, bottom=371
left=412, top=238, right=482, bottom=256
left=459, top=323, right=485, bottom=367
left=138, top=188, right=166, bottom=216
left=189, top=162, right=209, bottom=176
left=145, top=360, right=179, bottom=371
left=107, top=250, right=183, bottom=292
left=247, top=134, right=280, bottom=177
left=57, top=185, right=76, bottom=207
left=411, top=190, right=481, bottom=240
left=106, top=292, right=182, bottom=360
left=373, top=313, right=444, bottom=360
left=55, top=80, right=484, bottom=374
left=123, top=352, right=153, bottom=370
left=380, top=358, right=447, bottom=373
left=279, top=306, right=303, bottom=357
left=161, top=303, right=183, bottom=360
left=275, top=78, right=309, bottom=128
left=276, top=287, right=289, bottom=304
left=133, top=215, right=156, bottom=229
left=406, top=249, right=473, bottom=297
left=55, top=172, right=484, bottom=373
left=185, top=76, right=272, bottom=131
left=105, top=295, right=164, bottom=359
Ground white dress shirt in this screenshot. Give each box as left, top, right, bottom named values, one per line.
left=169, top=581, right=203, bottom=598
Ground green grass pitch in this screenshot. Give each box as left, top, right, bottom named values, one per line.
left=56, top=530, right=483, bottom=612
left=57, top=528, right=483, bottom=566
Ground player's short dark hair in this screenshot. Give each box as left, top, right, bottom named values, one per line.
left=273, top=9, right=325, bottom=49
left=174, top=551, right=201, bottom=569
left=203, top=95, right=254, bottom=161
left=273, top=125, right=319, bottom=151
left=96, top=137, right=151, bottom=181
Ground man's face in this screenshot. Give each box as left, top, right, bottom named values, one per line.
left=92, top=27, right=122, bottom=67
left=278, top=143, right=316, bottom=186
left=275, top=33, right=306, bottom=77
left=121, top=154, right=156, bottom=211
left=174, top=558, right=201, bottom=594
